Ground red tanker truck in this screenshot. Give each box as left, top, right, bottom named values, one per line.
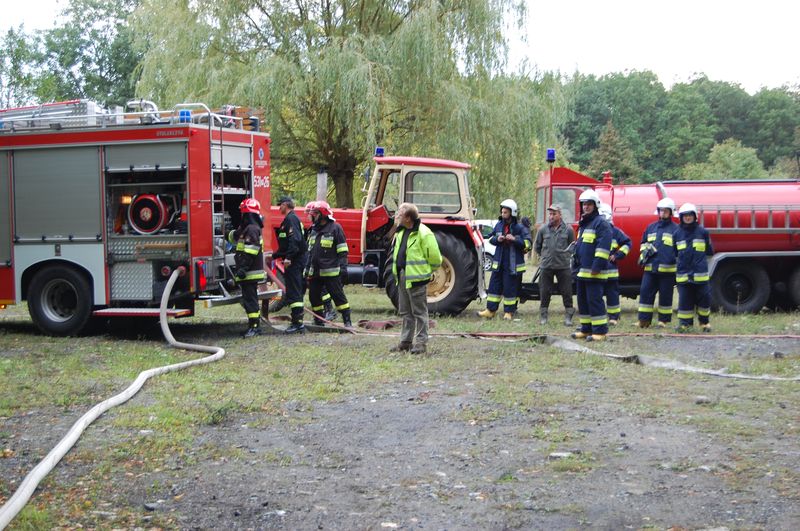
left=529, top=164, right=800, bottom=313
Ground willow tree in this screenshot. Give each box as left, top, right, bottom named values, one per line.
left=133, top=0, right=564, bottom=209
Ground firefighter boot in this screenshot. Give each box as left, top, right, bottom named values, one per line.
left=503, top=312, right=514, bottom=321
left=586, top=334, right=606, bottom=342
left=477, top=309, right=496, bottom=319
left=285, top=321, right=306, bottom=334
left=539, top=307, right=548, bottom=325
left=564, top=307, right=575, bottom=327
left=323, top=299, right=338, bottom=322
left=570, top=331, right=589, bottom=340
left=341, top=309, right=353, bottom=329
left=313, top=315, right=326, bottom=326
left=242, top=319, right=262, bottom=338
left=636, top=320, right=651, bottom=329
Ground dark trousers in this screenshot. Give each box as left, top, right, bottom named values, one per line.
left=576, top=279, right=608, bottom=335
left=677, top=282, right=711, bottom=326
left=604, top=278, right=621, bottom=320
left=241, top=281, right=260, bottom=322
left=309, top=276, right=349, bottom=312
left=638, top=272, right=675, bottom=323
left=539, top=267, right=573, bottom=309
left=284, top=263, right=305, bottom=323
left=486, top=266, right=519, bottom=313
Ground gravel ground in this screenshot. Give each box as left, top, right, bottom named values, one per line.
left=2, top=327, right=799, bottom=530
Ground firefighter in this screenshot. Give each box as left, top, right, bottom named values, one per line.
left=571, top=190, right=612, bottom=341
left=675, top=202, right=714, bottom=332
left=636, top=197, right=679, bottom=328
left=303, top=201, right=336, bottom=322
left=228, top=198, right=266, bottom=338
left=305, top=201, right=352, bottom=327
left=389, top=202, right=442, bottom=354
left=273, top=196, right=307, bottom=334
left=477, top=199, right=532, bottom=320
left=598, top=203, right=632, bottom=325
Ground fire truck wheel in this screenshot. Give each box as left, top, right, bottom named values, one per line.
left=482, top=252, right=493, bottom=271
left=711, top=260, right=770, bottom=314
left=28, top=265, right=93, bottom=336
left=788, top=266, right=800, bottom=308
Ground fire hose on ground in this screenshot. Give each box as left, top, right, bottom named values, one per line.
left=0, top=268, right=224, bottom=529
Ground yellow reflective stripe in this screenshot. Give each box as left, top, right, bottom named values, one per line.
left=657, top=307, right=673, bottom=315
left=487, top=294, right=502, bottom=302
left=247, top=311, right=261, bottom=318
left=677, top=311, right=694, bottom=319
left=595, top=249, right=610, bottom=259
left=289, top=302, right=304, bottom=309
left=676, top=241, right=687, bottom=250
left=577, top=269, right=609, bottom=279
left=336, top=243, right=348, bottom=253
left=697, top=308, right=711, bottom=316
left=662, top=234, right=673, bottom=245
left=591, top=316, right=608, bottom=326
left=618, top=245, right=630, bottom=255
left=321, top=293, right=331, bottom=302
left=515, top=264, right=527, bottom=272
left=335, top=303, right=350, bottom=310
left=676, top=274, right=689, bottom=283
left=693, top=240, right=706, bottom=251
left=582, top=229, right=596, bottom=243
left=657, top=264, right=677, bottom=272
left=693, top=274, right=709, bottom=282
left=312, top=305, right=324, bottom=311
left=278, top=232, right=287, bottom=238
left=320, top=267, right=340, bottom=276
left=647, top=233, right=656, bottom=242
left=244, top=245, right=260, bottom=255
left=503, top=298, right=517, bottom=305
left=638, top=306, right=654, bottom=313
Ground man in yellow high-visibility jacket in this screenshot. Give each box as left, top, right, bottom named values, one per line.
left=390, top=203, right=442, bottom=354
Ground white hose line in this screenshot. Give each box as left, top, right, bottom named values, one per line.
left=0, top=269, right=225, bottom=529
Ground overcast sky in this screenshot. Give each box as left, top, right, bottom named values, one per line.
left=3, top=0, right=798, bottom=95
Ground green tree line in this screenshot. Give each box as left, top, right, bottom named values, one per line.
left=2, top=0, right=798, bottom=216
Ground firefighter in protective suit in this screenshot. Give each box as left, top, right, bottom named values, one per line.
left=303, top=201, right=337, bottom=322
left=477, top=199, right=532, bottom=320
left=305, top=201, right=352, bottom=327
left=598, top=203, right=632, bottom=325
left=571, top=190, right=612, bottom=341
left=636, top=197, right=679, bottom=328
left=674, top=202, right=714, bottom=332
left=273, top=196, right=307, bottom=334
left=228, top=198, right=266, bottom=338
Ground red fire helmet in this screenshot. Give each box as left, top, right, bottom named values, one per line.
left=239, top=198, right=261, bottom=214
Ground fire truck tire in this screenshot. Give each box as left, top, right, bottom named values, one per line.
left=28, top=265, right=93, bottom=336
left=711, top=260, right=770, bottom=314
left=788, top=266, right=800, bottom=308
left=383, top=232, right=478, bottom=316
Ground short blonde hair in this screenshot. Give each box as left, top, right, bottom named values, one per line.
left=396, top=202, right=419, bottom=221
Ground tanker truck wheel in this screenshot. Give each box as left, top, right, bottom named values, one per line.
left=28, top=265, right=93, bottom=336
left=788, top=266, right=800, bottom=309
left=711, top=260, right=770, bottom=314
left=383, top=232, right=478, bottom=316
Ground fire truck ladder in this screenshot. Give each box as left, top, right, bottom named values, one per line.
left=697, top=204, right=799, bottom=234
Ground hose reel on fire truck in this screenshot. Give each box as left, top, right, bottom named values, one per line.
left=127, top=193, right=179, bottom=235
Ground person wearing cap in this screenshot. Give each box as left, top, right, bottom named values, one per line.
left=273, top=196, right=307, bottom=333
left=534, top=203, right=576, bottom=326
left=477, top=199, right=532, bottom=320
left=305, top=201, right=352, bottom=328
left=636, top=197, right=680, bottom=328
left=389, top=202, right=442, bottom=354
left=674, top=202, right=714, bottom=332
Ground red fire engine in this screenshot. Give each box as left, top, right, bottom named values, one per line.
left=530, top=162, right=800, bottom=313
left=0, top=99, right=274, bottom=335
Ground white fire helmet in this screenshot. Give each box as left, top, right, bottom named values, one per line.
left=500, top=198, right=518, bottom=217
left=598, top=203, right=613, bottom=222
left=678, top=202, right=698, bottom=217
left=656, top=197, right=676, bottom=216
left=578, top=189, right=601, bottom=206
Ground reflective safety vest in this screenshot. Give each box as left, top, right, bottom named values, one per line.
left=675, top=222, right=713, bottom=283
left=392, top=222, right=442, bottom=288
left=227, top=223, right=266, bottom=282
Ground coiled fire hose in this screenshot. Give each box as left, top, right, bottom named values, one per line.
left=0, top=268, right=224, bottom=529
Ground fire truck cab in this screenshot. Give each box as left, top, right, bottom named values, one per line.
left=0, top=100, right=273, bottom=335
